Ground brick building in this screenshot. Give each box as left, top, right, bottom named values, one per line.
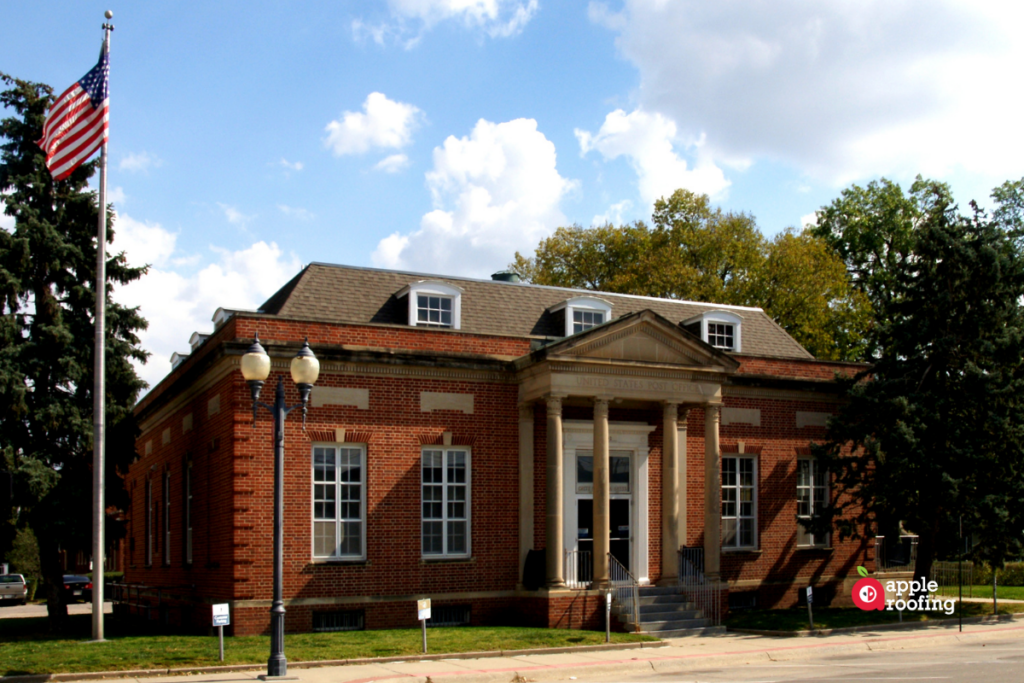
left=124, top=263, right=871, bottom=635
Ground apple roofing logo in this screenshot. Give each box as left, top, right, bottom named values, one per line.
left=851, top=566, right=885, bottom=610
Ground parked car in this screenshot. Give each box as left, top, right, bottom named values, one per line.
left=62, top=575, right=93, bottom=603
left=0, top=574, right=28, bottom=605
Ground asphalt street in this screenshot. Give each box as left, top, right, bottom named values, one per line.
left=0, top=601, right=110, bottom=618
left=582, top=633, right=1024, bottom=682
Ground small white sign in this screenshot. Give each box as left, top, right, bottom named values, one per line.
left=806, top=587, right=814, bottom=604
left=417, top=598, right=431, bottom=621
left=212, top=603, right=231, bottom=627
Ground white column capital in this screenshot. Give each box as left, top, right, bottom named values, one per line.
left=593, top=397, right=610, bottom=417
left=546, top=395, right=564, bottom=417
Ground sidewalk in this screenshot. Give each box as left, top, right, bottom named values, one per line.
left=19, top=618, right=1024, bottom=683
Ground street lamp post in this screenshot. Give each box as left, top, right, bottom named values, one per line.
left=240, top=333, right=320, bottom=679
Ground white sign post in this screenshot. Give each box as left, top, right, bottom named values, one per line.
left=418, top=599, right=431, bottom=654
left=212, top=603, right=231, bottom=661
left=806, top=587, right=814, bottom=631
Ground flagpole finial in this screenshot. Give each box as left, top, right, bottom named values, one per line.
left=104, top=10, right=113, bottom=19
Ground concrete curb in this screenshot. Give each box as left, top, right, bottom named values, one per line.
left=0, top=640, right=667, bottom=683
left=728, top=610, right=1024, bottom=637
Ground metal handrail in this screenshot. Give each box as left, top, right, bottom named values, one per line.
left=875, top=535, right=919, bottom=573
left=608, top=553, right=640, bottom=632
left=564, top=549, right=593, bottom=589
left=677, top=546, right=723, bottom=626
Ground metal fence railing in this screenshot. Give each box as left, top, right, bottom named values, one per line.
left=931, top=560, right=975, bottom=598
left=564, top=549, right=593, bottom=589
left=875, top=535, right=919, bottom=573
left=678, top=546, right=723, bottom=626
left=609, top=553, right=640, bottom=631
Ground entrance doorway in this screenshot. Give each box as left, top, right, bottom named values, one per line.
left=576, top=499, right=631, bottom=573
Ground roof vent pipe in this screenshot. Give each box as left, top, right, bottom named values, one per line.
left=491, top=271, right=521, bottom=283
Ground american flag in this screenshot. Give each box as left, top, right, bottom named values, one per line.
left=36, top=49, right=110, bottom=181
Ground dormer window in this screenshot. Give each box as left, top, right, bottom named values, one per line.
left=548, top=296, right=613, bottom=337
left=681, top=310, right=743, bottom=352
left=398, top=281, right=463, bottom=330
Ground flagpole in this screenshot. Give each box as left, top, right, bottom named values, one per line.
left=92, top=10, right=113, bottom=643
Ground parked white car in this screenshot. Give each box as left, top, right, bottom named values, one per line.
left=0, top=574, right=28, bottom=604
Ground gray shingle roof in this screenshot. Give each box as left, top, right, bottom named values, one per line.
left=259, top=263, right=814, bottom=360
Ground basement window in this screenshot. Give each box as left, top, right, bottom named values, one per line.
left=427, top=604, right=471, bottom=627
left=313, top=610, right=365, bottom=632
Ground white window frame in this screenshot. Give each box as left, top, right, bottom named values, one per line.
left=311, top=443, right=367, bottom=561
left=145, top=479, right=153, bottom=567
left=797, top=458, right=830, bottom=548
left=421, top=447, right=472, bottom=559
left=548, top=296, right=613, bottom=337
left=721, top=455, right=758, bottom=550
left=163, top=472, right=171, bottom=566
left=398, top=281, right=463, bottom=330
left=682, top=310, right=743, bottom=352
left=185, top=461, right=193, bottom=565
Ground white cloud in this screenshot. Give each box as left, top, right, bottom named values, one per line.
left=119, top=151, right=163, bottom=173
left=110, top=214, right=302, bottom=390
left=324, top=93, right=422, bottom=156
left=372, top=117, right=575, bottom=277
left=354, top=0, right=538, bottom=46
left=591, top=0, right=1024, bottom=185
left=279, top=158, right=303, bottom=171
left=592, top=199, right=633, bottom=227
left=801, top=212, right=818, bottom=229
left=374, top=153, right=411, bottom=173
left=577, top=108, right=730, bottom=205
left=107, top=186, right=126, bottom=206
left=0, top=200, right=14, bottom=232
left=277, top=204, right=315, bottom=220
left=217, top=203, right=254, bottom=226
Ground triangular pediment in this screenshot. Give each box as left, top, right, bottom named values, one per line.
left=541, top=310, right=739, bottom=370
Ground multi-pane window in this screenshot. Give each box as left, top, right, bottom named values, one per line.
left=145, top=480, right=153, bottom=566
left=722, top=456, right=756, bottom=549
left=313, top=445, right=365, bottom=559
left=184, top=462, right=193, bottom=565
left=163, top=472, right=171, bottom=566
left=417, top=295, right=453, bottom=328
left=797, top=459, right=829, bottom=547
left=572, top=309, right=604, bottom=334
left=422, top=448, right=470, bottom=557
left=707, top=323, right=735, bottom=349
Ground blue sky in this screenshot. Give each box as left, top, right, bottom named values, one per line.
left=4, top=1, right=1023, bottom=389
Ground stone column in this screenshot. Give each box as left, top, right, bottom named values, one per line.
left=703, top=404, right=721, bottom=580
left=545, top=395, right=565, bottom=588
left=660, top=402, right=679, bottom=584
left=678, top=407, right=690, bottom=551
left=593, top=398, right=611, bottom=588
left=519, top=404, right=535, bottom=580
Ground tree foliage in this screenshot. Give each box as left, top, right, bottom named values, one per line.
left=813, top=182, right=1024, bottom=581
left=0, top=73, right=148, bottom=630
left=512, top=189, right=870, bottom=360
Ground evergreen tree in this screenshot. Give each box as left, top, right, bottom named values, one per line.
left=0, top=73, right=148, bottom=631
left=813, top=186, right=1024, bottom=584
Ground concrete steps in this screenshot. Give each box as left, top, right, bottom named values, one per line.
left=615, top=585, right=719, bottom=638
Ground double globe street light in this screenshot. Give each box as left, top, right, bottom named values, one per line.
left=240, top=333, right=320, bottom=679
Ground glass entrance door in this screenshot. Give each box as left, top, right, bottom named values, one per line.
left=609, top=499, right=630, bottom=571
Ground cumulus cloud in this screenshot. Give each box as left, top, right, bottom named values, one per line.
left=0, top=200, right=15, bottom=232
left=110, top=214, right=302, bottom=390
left=592, top=199, right=633, bottom=227
left=324, top=93, right=422, bottom=156
left=279, top=158, right=303, bottom=171
left=119, top=151, right=162, bottom=173
left=107, top=186, right=126, bottom=206
left=591, top=0, right=1024, bottom=184
left=374, top=153, right=412, bottom=173
left=354, top=0, right=538, bottom=46
left=577, top=108, right=730, bottom=204
left=372, top=117, right=575, bottom=277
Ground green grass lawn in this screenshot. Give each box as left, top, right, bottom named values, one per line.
left=0, top=614, right=655, bottom=676
left=933, top=584, right=1024, bottom=601
left=726, top=600, right=1024, bottom=633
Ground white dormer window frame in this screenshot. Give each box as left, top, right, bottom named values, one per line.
left=548, top=296, right=613, bottom=337
left=683, top=310, right=743, bottom=352
left=398, top=281, right=464, bottom=330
